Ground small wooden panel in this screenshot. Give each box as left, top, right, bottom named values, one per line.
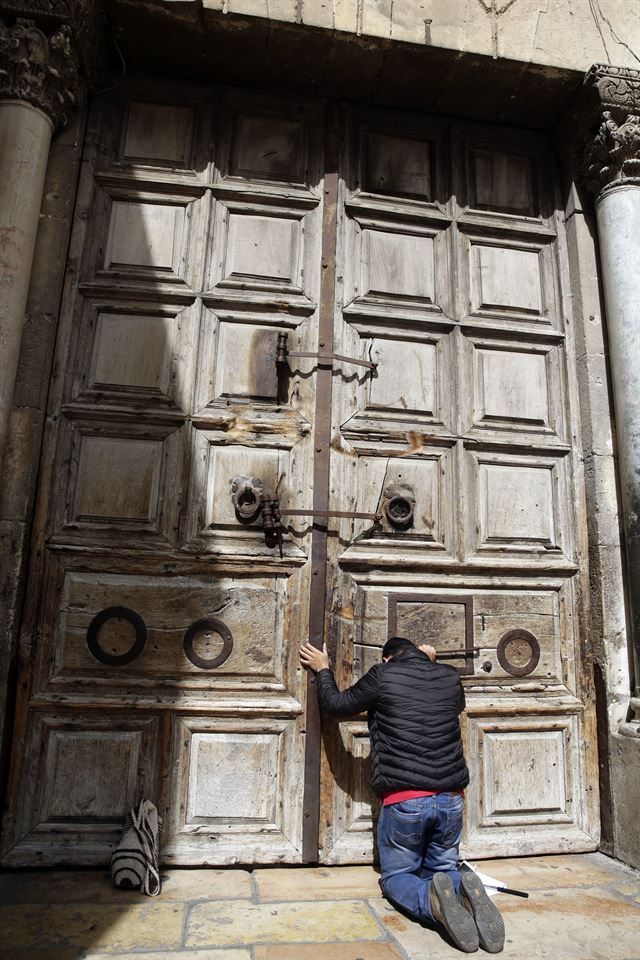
left=461, top=335, right=565, bottom=441
left=367, top=338, right=437, bottom=415
left=345, top=104, right=445, bottom=214
left=193, top=309, right=306, bottom=414
left=351, top=452, right=450, bottom=546
left=339, top=325, right=453, bottom=439
left=214, top=320, right=280, bottom=402
left=229, top=113, right=305, bottom=182
left=390, top=595, right=472, bottom=673
left=188, top=440, right=286, bottom=538
left=57, top=421, right=182, bottom=544
left=223, top=211, right=301, bottom=288
left=6, top=711, right=159, bottom=863
left=463, top=710, right=595, bottom=857
left=470, top=590, right=560, bottom=682
left=477, top=346, right=547, bottom=424
left=322, top=721, right=376, bottom=865
left=43, top=729, right=141, bottom=821
left=363, top=228, right=434, bottom=303
left=472, top=243, right=543, bottom=316
left=71, top=302, right=195, bottom=413
left=469, top=148, right=536, bottom=216
left=187, top=731, right=280, bottom=823
left=481, top=463, right=555, bottom=543
left=90, top=312, right=173, bottom=396
left=104, top=199, right=185, bottom=275
left=470, top=715, right=576, bottom=828
left=217, top=89, right=323, bottom=192
left=344, top=214, right=450, bottom=318
left=468, top=450, right=570, bottom=558
left=74, top=435, right=162, bottom=523
left=164, top=716, right=302, bottom=864
left=365, top=132, right=432, bottom=200
left=52, top=571, right=286, bottom=686
left=122, top=101, right=195, bottom=168
left=487, top=728, right=567, bottom=816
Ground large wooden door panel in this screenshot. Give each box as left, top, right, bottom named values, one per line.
left=319, top=106, right=597, bottom=862
left=1, top=81, right=324, bottom=866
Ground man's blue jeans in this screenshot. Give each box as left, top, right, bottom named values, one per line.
left=377, top=792, right=464, bottom=923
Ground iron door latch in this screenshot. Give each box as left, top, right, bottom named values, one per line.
left=276, top=332, right=377, bottom=370
left=262, top=499, right=383, bottom=557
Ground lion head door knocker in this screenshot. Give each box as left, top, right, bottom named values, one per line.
left=231, top=475, right=263, bottom=523
left=382, top=484, right=415, bottom=532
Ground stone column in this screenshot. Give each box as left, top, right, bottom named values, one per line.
left=0, top=17, right=80, bottom=480
left=583, top=66, right=640, bottom=707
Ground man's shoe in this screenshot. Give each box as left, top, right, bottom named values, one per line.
left=429, top=872, right=479, bottom=953
left=460, top=872, right=505, bottom=953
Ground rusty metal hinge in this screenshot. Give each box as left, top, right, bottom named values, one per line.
left=276, top=332, right=377, bottom=370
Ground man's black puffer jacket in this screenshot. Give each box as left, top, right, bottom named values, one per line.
left=316, top=645, right=469, bottom=796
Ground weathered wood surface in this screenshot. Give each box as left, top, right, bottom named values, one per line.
left=1, top=86, right=599, bottom=867
left=1, top=82, right=322, bottom=866
left=320, top=107, right=598, bottom=862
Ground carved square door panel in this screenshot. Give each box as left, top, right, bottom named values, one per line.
left=2, top=87, right=598, bottom=867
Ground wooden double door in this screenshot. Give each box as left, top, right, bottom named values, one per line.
left=1, top=79, right=599, bottom=865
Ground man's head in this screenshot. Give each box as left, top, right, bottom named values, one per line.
left=381, top=636, right=415, bottom=662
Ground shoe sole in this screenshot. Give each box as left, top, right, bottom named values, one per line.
left=460, top=872, right=505, bottom=953
left=430, top=872, right=479, bottom=953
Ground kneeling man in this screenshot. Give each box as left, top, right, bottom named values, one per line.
left=300, top=635, right=504, bottom=954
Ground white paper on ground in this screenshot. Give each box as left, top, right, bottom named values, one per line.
left=459, top=860, right=505, bottom=897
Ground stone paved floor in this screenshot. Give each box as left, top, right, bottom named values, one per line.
left=0, top=853, right=639, bottom=960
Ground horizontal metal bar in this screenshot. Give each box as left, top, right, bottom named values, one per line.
left=280, top=508, right=382, bottom=521
left=285, top=350, right=377, bottom=370
left=436, top=647, right=482, bottom=659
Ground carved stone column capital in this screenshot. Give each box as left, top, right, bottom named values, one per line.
left=0, top=1, right=107, bottom=128
left=582, top=64, right=640, bottom=197
left=0, top=17, right=79, bottom=126
left=584, top=110, right=640, bottom=195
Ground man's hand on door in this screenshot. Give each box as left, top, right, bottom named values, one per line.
left=299, top=642, right=330, bottom=672
left=418, top=643, right=437, bottom=662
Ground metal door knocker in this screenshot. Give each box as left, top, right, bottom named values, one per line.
left=183, top=617, right=234, bottom=670
left=86, top=606, right=147, bottom=666
left=383, top=485, right=415, bottom=531
left=231, top=475, right=263, bottom=522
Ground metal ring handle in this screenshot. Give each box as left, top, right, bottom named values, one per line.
left=384, top=494, right=415, bottom=530
left=496, top=628, right=540, bottom=677
left=86, top=606, right=147, bottom=666
left=183, top=617, right=234, bottom=670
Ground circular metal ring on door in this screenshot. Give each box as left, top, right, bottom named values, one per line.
left=86, top=606, right=147, bottom=666
left=384, top=494, right=415, bottom=530
left=496, top=628, right=541, bottom=677
left=183, top=617, right=234, bottom=670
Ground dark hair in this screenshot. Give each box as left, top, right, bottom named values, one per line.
left=382, top=636, right=415, bottom=660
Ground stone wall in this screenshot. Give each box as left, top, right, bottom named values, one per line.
left=160, top=0, right=640, bottom=71
left=0, top=104, right=87, bottom=802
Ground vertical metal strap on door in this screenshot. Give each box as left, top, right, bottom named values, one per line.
left=301, top=103, right=339, bottom=863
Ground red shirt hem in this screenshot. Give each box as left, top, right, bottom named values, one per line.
left=382, top=788, right=464, bottom=806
